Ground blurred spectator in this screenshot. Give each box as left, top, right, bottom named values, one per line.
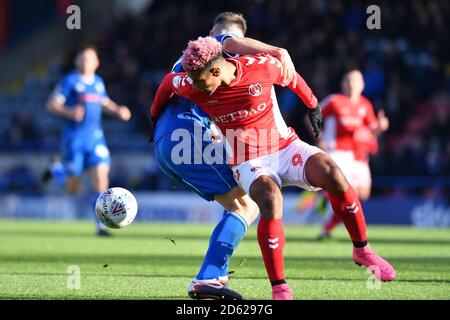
left=4, top=112, right=40, bottom=150
left=2, top=164, right=38, bottom=193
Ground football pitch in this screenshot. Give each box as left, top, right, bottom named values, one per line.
left=0, top=219, right=449, bottom=300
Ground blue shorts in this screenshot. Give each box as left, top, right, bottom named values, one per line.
left=61, top=132, right=110, bottom=177
left=154, top=132, right=237, bottom=202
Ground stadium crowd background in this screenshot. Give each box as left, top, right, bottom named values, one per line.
left=0, top=0, right=448, bottom=199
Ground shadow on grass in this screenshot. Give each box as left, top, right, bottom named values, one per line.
left=1, top=270, right=449, bottom=284
left=2, top=229, right=450, bottom=246
left=1, top=254, right=449, bottom=272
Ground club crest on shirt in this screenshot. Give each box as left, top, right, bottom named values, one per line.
left=249, top=83, right=262, bottom=96
left=75, top=82, right=86, bottom=93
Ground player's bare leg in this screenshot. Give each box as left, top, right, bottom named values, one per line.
left=90, top=163, right=110, bottom=193
left=357, top=186, right=371, bottom=201
left=249, top=176, right=293, bottom=300
left=305, top=152, right=396, bottom=281
left=214, top=186, right=259, bottom=226
left=90, top=163, right=111, bottom=236
left=66, top=176, right=81, bottom=194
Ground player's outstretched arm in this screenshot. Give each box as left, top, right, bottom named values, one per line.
left=287, top=72, right=318, bottom=109
left=263, top=56, right=322, bottom=137
left=102, top=98, right=131, bottom=121
left=371, top=109, right=389, bottom=135
left=46, top=98, right=84, bottom=122
left=223, top=37, right=296, bottom=87
left=150, top=73, right=178, bottom=119
left=291, top=75, right=322, bottom=138
left=47, top=76, right=85, bottom=122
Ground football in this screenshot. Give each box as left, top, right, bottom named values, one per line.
left=95, top=187, right=138, bottom=229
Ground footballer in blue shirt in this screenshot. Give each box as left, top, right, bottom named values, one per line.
left=47, top=47, right=131, bottom=236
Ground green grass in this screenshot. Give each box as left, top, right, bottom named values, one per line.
left=0, top=219, right=449, bottom=299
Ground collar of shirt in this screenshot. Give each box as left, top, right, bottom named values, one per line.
left=226, top=58, right=243, bottom=87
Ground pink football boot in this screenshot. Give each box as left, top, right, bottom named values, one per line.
left=353, top=244, right=396, bottom=282
left=272, top=283, right=293, bottom=300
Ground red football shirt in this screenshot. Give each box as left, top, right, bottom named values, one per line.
left=151, top=54, right=318, bottom=165
left=320, top=93, right=378, bottom=154
left=353, top=125, right=379, bottom=163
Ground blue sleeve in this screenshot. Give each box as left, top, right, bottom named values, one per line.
left=51, top=74, right=74, bottom=102
left=96, top=77, right=109, bottom=101
left=214, top=34, right=240, bottom=58
left=171, top=56, right=184, bottom=73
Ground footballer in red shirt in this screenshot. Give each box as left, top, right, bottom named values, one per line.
left=151, top=38, right=396, bottom=299
left=319, top=70, right=389, bottom=239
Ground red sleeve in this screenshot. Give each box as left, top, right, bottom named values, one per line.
left=150, top=73, right=178, bottom=118
left=260, top=55, right=318, bottom=109
left=363, top=99, right=378, bottom=129
left=319, top=95, right=335, bottom=118
left=288, top=72, right=318, bottom=109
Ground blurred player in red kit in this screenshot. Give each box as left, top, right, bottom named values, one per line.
left=318, top=70, right=389, bottom=240
left=151, top=38, right=396, bottom=299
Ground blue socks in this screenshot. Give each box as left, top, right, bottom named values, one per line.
left=50, top=161, right=66, bottom=186
left=196, top=211, right=248, bottom=280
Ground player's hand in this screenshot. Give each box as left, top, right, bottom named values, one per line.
left=278, top=49, right=297, bottom=88
left=72, top=105, right=85, bottom=122
left=209, top=123, right=222, bottom=143
left=377, top=109, right=389, bottom=132
left=117, top=106, right=131, bottom=121
left=211, top=132, right=222, bottom=143
left=308, top=107, right=323, bottom=138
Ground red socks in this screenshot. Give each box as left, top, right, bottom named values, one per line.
left=257, top=185, right=367, bottom=285
left=324, top=213, right=342, bottom=234
left=257, top=216, right=286, bottom=283
left=328, top=185, right=367, bottom=243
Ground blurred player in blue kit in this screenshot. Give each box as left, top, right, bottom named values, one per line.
left=47, top=47, right=132, bottom=236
